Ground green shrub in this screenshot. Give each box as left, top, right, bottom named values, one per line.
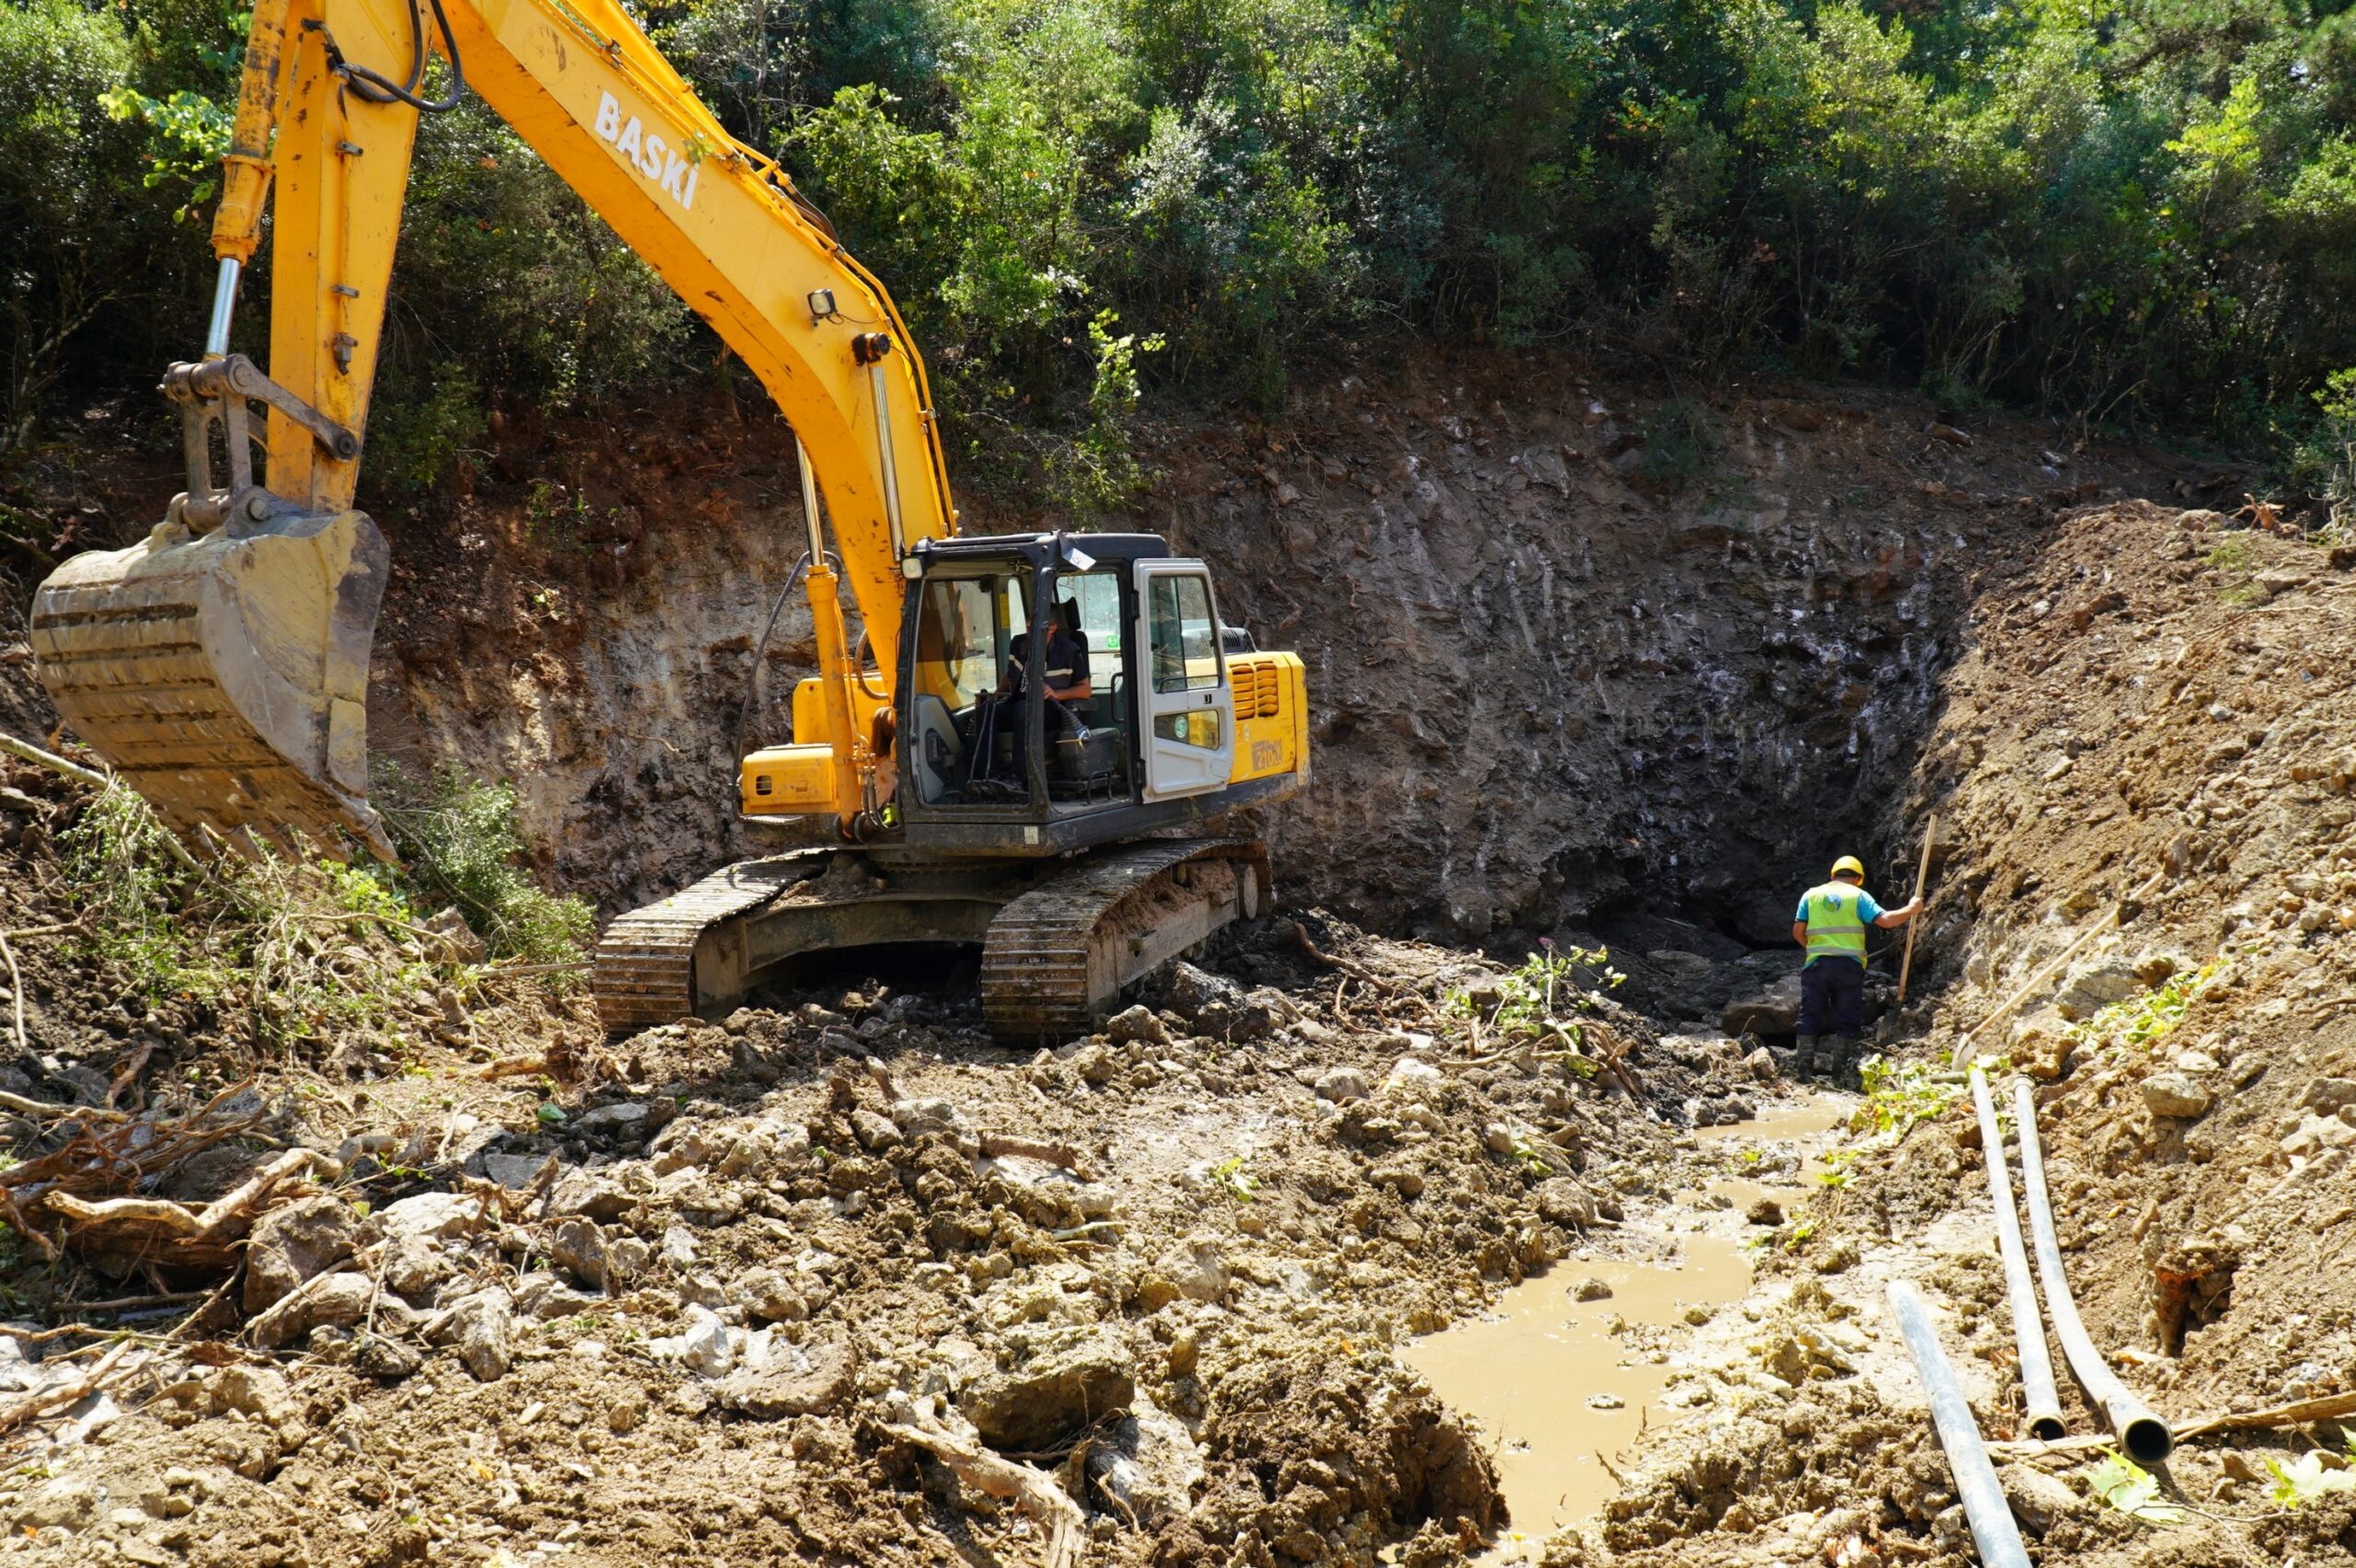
left=25, top=0, right=2356, bottom=505
left=374, top=762, right=595, bottom=966
left=59, top=779, right=438, bottom=1043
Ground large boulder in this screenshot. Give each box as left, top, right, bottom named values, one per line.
left=717, top=1336, right=859, bottom=1418
left=1720, top=974, right=1803, bottom=1036
left=962, top=1325, right=1135, bottom=1449
left=2053, top=960, right=2141, bottom=1022
left=243, top=1195, right=362, bottom=1312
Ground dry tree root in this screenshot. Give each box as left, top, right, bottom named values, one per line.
left=0, top=1339, right=134, bottom=1447
left=1288, top=918, right=1399, bottom=996
left=979, top=1133, right=1087, bottom=1171
left=0, top=1080, right=282, bottom=1267
left=880, top=1417, right=1087, bottom=1568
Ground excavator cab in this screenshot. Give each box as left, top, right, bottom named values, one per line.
left=887, top=531, right=1303, bottom=855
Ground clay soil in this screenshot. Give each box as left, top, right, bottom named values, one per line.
left=3, top=359, right=2355, bottom=1568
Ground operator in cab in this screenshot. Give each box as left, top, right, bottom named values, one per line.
left=983, top=601, right=1091, bottom=779
left=1789, top=854, right=1921, bottom=1083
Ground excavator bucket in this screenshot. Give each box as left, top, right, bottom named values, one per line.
left=29, top=509, right=397, bottom=861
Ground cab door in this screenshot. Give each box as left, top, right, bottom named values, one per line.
left=1133, top=560, right=1235, bottom=800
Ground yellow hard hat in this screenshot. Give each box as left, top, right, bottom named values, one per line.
left=1831, top=855, right=1865, bottom=879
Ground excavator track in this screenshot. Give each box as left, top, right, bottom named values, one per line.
left=979, top=838, right=1268, bottom=1041
left=592, top=852, right=829, bottom=1032
left=592, top=837, right=1268, bottom=1042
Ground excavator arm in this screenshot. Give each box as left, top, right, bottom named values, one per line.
left=32, top=0, right=955, bottom=854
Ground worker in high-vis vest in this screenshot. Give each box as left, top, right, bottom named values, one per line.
left=1789, top=855, right=1921, bottom=1080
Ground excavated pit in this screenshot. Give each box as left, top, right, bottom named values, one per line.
left=16, top=357, right=2353, bottom=1568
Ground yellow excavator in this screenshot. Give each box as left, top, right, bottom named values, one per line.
left=29, top=0, right=1309, bottom=1040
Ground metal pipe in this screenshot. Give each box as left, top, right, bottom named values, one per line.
left=1886, top=1280, right=2033, bottom=1568
left=1969, top=1066, right=2066, bottom=1440
left=204, top=259, right=242, bottom=357
left=869, top=361, right=907, bottom=559
left=794, top=436, right=824, bottom=564
left=2014, top=1078, right=2174, bottom=1462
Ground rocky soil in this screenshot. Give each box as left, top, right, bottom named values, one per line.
left=5, top=362, right=2355, bottom=1568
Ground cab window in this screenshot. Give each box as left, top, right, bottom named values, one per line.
left=1149, top=574, right=1218, bottom=694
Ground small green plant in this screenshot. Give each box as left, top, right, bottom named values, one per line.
left=1850, top=1055, right=1967, bottom=1143
left=1208, top=1156, right=1259, bottom=1201
left=2086, top=1449, right=2186, bottom=1526
left=60, top=778, right=438, bottom=1041
left=1045, top=309, right=1166, bottom=517
left=1448, top=940, right=1625, bottom=1057
left=2267, top=1449, right=2356, bottom=1508
left=2201, top=536, right=2268, bottom=603
left=2069, top=961, right=2224, bottom=1057
left=1636, top=399, right=1711, bottom=491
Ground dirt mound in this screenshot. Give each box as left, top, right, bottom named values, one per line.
left=0, top=874, right=1793, bottom=1565
left=1587, top=501, right=2356, bottom=1568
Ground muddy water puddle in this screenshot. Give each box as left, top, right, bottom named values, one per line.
left=1404, top=1092, right=1853, bottom=1562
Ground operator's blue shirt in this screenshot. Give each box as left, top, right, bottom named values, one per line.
left=1794, top=888, right=1885, bottom=926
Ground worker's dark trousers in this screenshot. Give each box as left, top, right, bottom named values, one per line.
left=1796, top=957, right=1865, bottom=1038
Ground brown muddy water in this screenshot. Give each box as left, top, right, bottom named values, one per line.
left=1404, top=1092, right=1854, bottom=1563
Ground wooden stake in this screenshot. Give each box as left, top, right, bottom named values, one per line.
left=1897, top=814, right=1935, bottom=1002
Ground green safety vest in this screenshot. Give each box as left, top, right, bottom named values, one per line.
left=1801, top=882, right=1868, bottom=965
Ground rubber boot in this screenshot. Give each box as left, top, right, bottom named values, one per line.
left=1791, top=1034, right=1819, bottom=1079
left=1832, top=1034, right=1864, bottom=1089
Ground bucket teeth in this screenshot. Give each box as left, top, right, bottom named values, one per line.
left=29, top=510, right=395, bottom=860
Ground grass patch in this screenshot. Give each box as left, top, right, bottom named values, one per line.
left=56, top=762, right=592, bottom=1051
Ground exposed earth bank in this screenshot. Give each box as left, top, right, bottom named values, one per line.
left=3, top=368, right=2353, bottom=1568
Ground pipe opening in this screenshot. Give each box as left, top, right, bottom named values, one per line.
left=2120, top=1418, right=2174, bottom=1465
left=2027, top=1414, right=2067, bottom=1442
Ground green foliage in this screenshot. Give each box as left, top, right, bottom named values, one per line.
left=58, top=779, right=438, bottom=1043
left=1449, top=940, right=1624, bottom=1039
left=1045, top=310, right=1163, bottom=514
left=364, top=363, right=489, bottom=494
left=379, top=101, right=694, bottom=428
left=96, top=83, right=230, bottom=219
left=2087, top=1449, right=2187, bottom=1526
left=2069, top=960, right=2224, bottom=1055
left=2305, top=368, right=2356, bottom=530
left=1208, top=1154, right=1258, bottom=1200
left=374, top=762, right=595, bottom=966
left=25, top=0, right=2356, bottom=502
left=1849, top=1053, right=1966, bottom=1143
left=0, top=0, right=145, bottom=456
left=2267, top=1449, right=2356, bottom=1508
left=1447, top=940, right=1622, bottom=1075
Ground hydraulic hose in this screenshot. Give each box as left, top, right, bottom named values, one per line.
left=731, top=550, right=816, bottom=767
left=331, top=0, right=466, bottom=113
left=2013, top=1078, right=2174, bottom=1462
left=1887, top=1280, right=2033, bottom=1568
left=1969, top=1066, right=2066, bottom=1440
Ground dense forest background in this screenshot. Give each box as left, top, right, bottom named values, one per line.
left=6, top=0, right=2356, bottom=516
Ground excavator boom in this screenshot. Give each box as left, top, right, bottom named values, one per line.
left=33, top=0, right=955, bottom=851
